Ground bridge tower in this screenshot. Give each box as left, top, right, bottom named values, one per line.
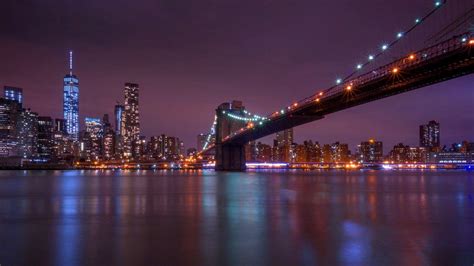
left=215, top=100, right=247, bottom=171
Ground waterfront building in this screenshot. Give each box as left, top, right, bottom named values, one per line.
left=358, top=139, right=383, bottom=163
left=273, top=128, right=294, bottom=162
left=146, top=134, right=185, bottom=161
left=389, top=143, right=410, bottom=163
left=121, top=83, right=140, bottom=158
left=408, top=147, right=428, bottom=163
left=420, top=120, right=440, bottom=152
left=37, top=116, right=54, bottom=160
left=101, top=114, right=115, bottom=161
left=63, top=51, right=79, bottom=141
left=322, top=144, right=332, bottom=163
left=17, top=109, right=38, bottom=159
left=84, top=117, right=102, bottom=160
left=330, top=142, right=350, bottom=163
left=0, top=98, right=21, bottom=157
left=255, top=142, right=272, bottom=162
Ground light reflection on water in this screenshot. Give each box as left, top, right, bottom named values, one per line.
left=0, top=170, right=473, bottom=265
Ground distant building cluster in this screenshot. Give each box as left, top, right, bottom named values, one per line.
left=0, top=52, right=186, bottom=167
left=216, top=119, right=473, bottom=165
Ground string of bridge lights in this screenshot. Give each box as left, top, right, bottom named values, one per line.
left=202, top=115, right=217, bottom=151
left=325, top=0, right=446, bottom=94
left=201, top=110, right=268, bottom=151
left=222, top=110, right=269, bottom=122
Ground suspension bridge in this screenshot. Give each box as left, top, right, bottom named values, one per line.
left=197, top=0, right=474, bottom=171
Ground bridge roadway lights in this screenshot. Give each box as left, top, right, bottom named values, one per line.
left=215, top=143, right=246, bottom=171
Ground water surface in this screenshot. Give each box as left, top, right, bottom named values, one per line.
left=0, top=170, right=473, bottom=265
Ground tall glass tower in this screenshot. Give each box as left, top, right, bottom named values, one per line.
left=63, top=50, right=79, bottom=141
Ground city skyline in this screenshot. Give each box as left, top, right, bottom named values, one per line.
left=0, top=0, right=473, bottom=151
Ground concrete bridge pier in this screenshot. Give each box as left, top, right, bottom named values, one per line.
left=215, top=143, right=246, bottom=171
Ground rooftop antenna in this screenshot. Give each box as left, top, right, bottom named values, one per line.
left=69, top=50, right=73, bottom=75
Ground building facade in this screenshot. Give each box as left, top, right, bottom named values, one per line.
left=358, top=139, right=383, bottom=163
left=420, top=120, right=440, bottom=151
left=63, top=51, right=79, bottom=141
left=4, top=86, right=23, bottom=106
left=121, top=83, right=140, bottom=158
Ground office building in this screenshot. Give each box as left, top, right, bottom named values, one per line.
left=114, top=104, right=124, bottom=135
left=121, top=83, right=140, bottom=158
left=84, top=117, right=102, bottom=160
left=420, top=120, right=440, bottom=151
left=4, top=86, right=23, bottom=106
left=37, top=116, right=54, bottom=159
left=0, top=98, right=21, bottom=157
left=63, top=50, right=79, bottom=140
left=17, top=109, right=38, bottom=159
left=358, top=139, right=383, bottom=163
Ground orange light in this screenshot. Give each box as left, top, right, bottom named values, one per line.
left=319, top=92, right=323, bottom=96
left=293, top=103, right=298, bottom=107
left=392, top=67, right=399, bottom=73
left=346, top=85, right=352, bottom=91
left=408, top=54, right=415, bottom=60
left=315, top=98, right=320, bottom=102
left=469, top=39, right=474, bottom=45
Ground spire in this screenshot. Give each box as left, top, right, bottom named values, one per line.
left=69, top=50, right=73, bottom=75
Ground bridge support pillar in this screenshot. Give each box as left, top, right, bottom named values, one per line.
left=215, top=143, right=246, bottom=171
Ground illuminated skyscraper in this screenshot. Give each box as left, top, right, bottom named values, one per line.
left=4, top=86, right=23, bottom=106
left=63, top=50, right=79, bottom=141
left=114, top=104, right=124, bottom=135
left=121, top=83, right=140, bottom=158
left=0, top=98, right=21, bottom=157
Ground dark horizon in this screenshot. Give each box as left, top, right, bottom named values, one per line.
left=1, top=0, right=473, bottom=151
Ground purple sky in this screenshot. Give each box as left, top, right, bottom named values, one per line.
left=0, top=0, right=473, bottom=151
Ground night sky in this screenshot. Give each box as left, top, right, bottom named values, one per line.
left=0, top=0, right=472, bottom=151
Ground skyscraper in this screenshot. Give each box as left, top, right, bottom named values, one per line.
left=17, top=109, right=38, bottom=159
left=420, top=120, right=440, bottom=151
left=63, top=50, right=79, bottom=141
left=37, top=116, right=54, bottom=159
left=114, top=104, right=124, bottom=135
left=274, top=128, right=294, bottom=162
left=0, top=98, right=21, bottom=157
left=4, top=86, right=23, bottom=106
left=84, top=117, right=102, bottom=160
left=121, top=83, right=140, bottom=158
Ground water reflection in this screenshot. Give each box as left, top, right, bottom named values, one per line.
left=0, top=170, right=472, bottom=265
